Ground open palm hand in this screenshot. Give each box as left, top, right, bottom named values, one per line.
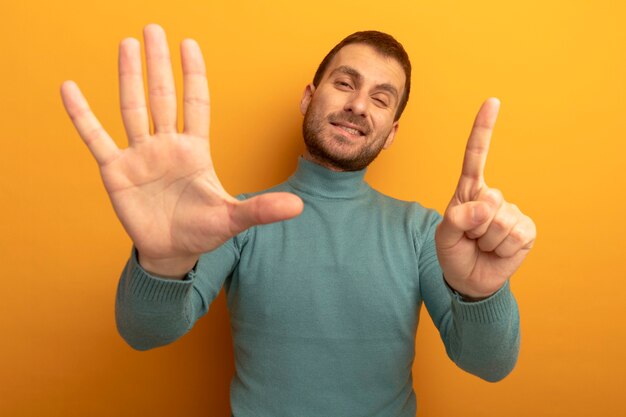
left=61, top=24, right=303, bottom=277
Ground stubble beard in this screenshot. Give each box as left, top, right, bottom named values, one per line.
left=302, top=107, right=391, bottom=172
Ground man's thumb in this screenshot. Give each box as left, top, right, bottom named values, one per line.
left=230, top=192, right=304, bottom=234
left=436, top=201, right=491, bottom=249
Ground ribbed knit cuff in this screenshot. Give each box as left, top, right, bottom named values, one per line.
left=449, top=281, right=514, bottom=324
left=125, top=249, right=196, bottom=303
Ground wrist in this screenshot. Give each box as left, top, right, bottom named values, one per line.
left=443, top=275, right=496, bottom=302
left=137, top=251, right=199, bottom=280
left=455, top=291, right=491, bottom=302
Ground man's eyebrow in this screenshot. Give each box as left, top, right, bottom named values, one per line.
left=329, top=65, right=399, bottom=100
left=330, top=65, right=362, bottom=81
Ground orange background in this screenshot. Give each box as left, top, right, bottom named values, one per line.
left=1, top=1, right=625, bottom=416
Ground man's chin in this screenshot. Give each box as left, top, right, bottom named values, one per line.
left=303, top=127, right=379, bottom=171
left=306, top=146, right=374, bottom=172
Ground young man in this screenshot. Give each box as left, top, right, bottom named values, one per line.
left=61, top=24, right=536, bottom=417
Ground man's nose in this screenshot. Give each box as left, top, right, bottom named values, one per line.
left=344, top=91, right=368, bottom=116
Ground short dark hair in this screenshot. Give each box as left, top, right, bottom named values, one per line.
left=312, top=31, right=411, bottom=121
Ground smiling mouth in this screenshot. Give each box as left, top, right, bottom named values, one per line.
left=331, top=123, right=365, bottom=136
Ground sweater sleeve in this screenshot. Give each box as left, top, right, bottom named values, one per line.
left=115, top=240, right=240, bottom=351
left=418, top=211, right=521, bottom=382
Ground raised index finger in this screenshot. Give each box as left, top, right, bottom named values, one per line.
left=458, top=98, right=500, bottom=191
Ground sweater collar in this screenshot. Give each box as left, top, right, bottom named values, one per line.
left=288, top=157, right=369, bottom=199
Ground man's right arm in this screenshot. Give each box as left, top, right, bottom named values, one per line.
left=61, top=24, right=302, bottom=347
left=116, top=241, right=239, bottom=350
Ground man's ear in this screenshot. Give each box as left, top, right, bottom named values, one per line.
left=383, top=122, right=400, bottom=149
left=300, top=84, right=316, bottom=115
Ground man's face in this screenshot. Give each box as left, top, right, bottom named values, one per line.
left=301, top=43, right=406, bottom=171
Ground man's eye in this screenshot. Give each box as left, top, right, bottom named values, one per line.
left=373, top=97, right=389, bottom=107
left=335, top=81, right=352, bottom=89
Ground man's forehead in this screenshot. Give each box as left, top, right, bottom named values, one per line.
left=323, top=43, right=405, bottom=89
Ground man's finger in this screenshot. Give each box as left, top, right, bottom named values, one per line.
left=476, top=201, right=521, bottom=253
left=181, top=39, right=210, bottom=139
left=144, top=24, right=177, bottom=134
left=60, top=81, right=120, bottom=165
left=119, top=37, right=150, bottom=143
left=435, top=201, right=493, bottom=250
left=464, top=187, right=503, bottom=239
left=494, top=214, right=536, bottom=258
left=457, top=98, right=500, bottom=193
left=229, top=193, right=304, bottom=235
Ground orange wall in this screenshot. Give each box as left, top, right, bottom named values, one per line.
left=1, top=1, right=625, bottom=416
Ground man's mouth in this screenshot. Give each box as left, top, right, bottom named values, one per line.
left=330, top=122, right=366, bottom=136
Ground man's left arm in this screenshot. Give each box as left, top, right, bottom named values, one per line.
left=419, top=211, right=521, bottom=382
left=420, top=98, right=535, bottom=381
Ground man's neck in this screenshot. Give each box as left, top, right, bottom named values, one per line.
left=301, top=150, right=351, bottom=173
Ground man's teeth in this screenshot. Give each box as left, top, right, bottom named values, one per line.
left=339, top=125, right=361, bottom=135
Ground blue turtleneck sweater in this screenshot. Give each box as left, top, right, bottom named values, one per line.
left=116, top=157, right=520, bottom=417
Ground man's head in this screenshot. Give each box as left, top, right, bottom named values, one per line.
left=300, top=31, right=411, bottom=171
left=313, top=31, right=411, bottom=122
